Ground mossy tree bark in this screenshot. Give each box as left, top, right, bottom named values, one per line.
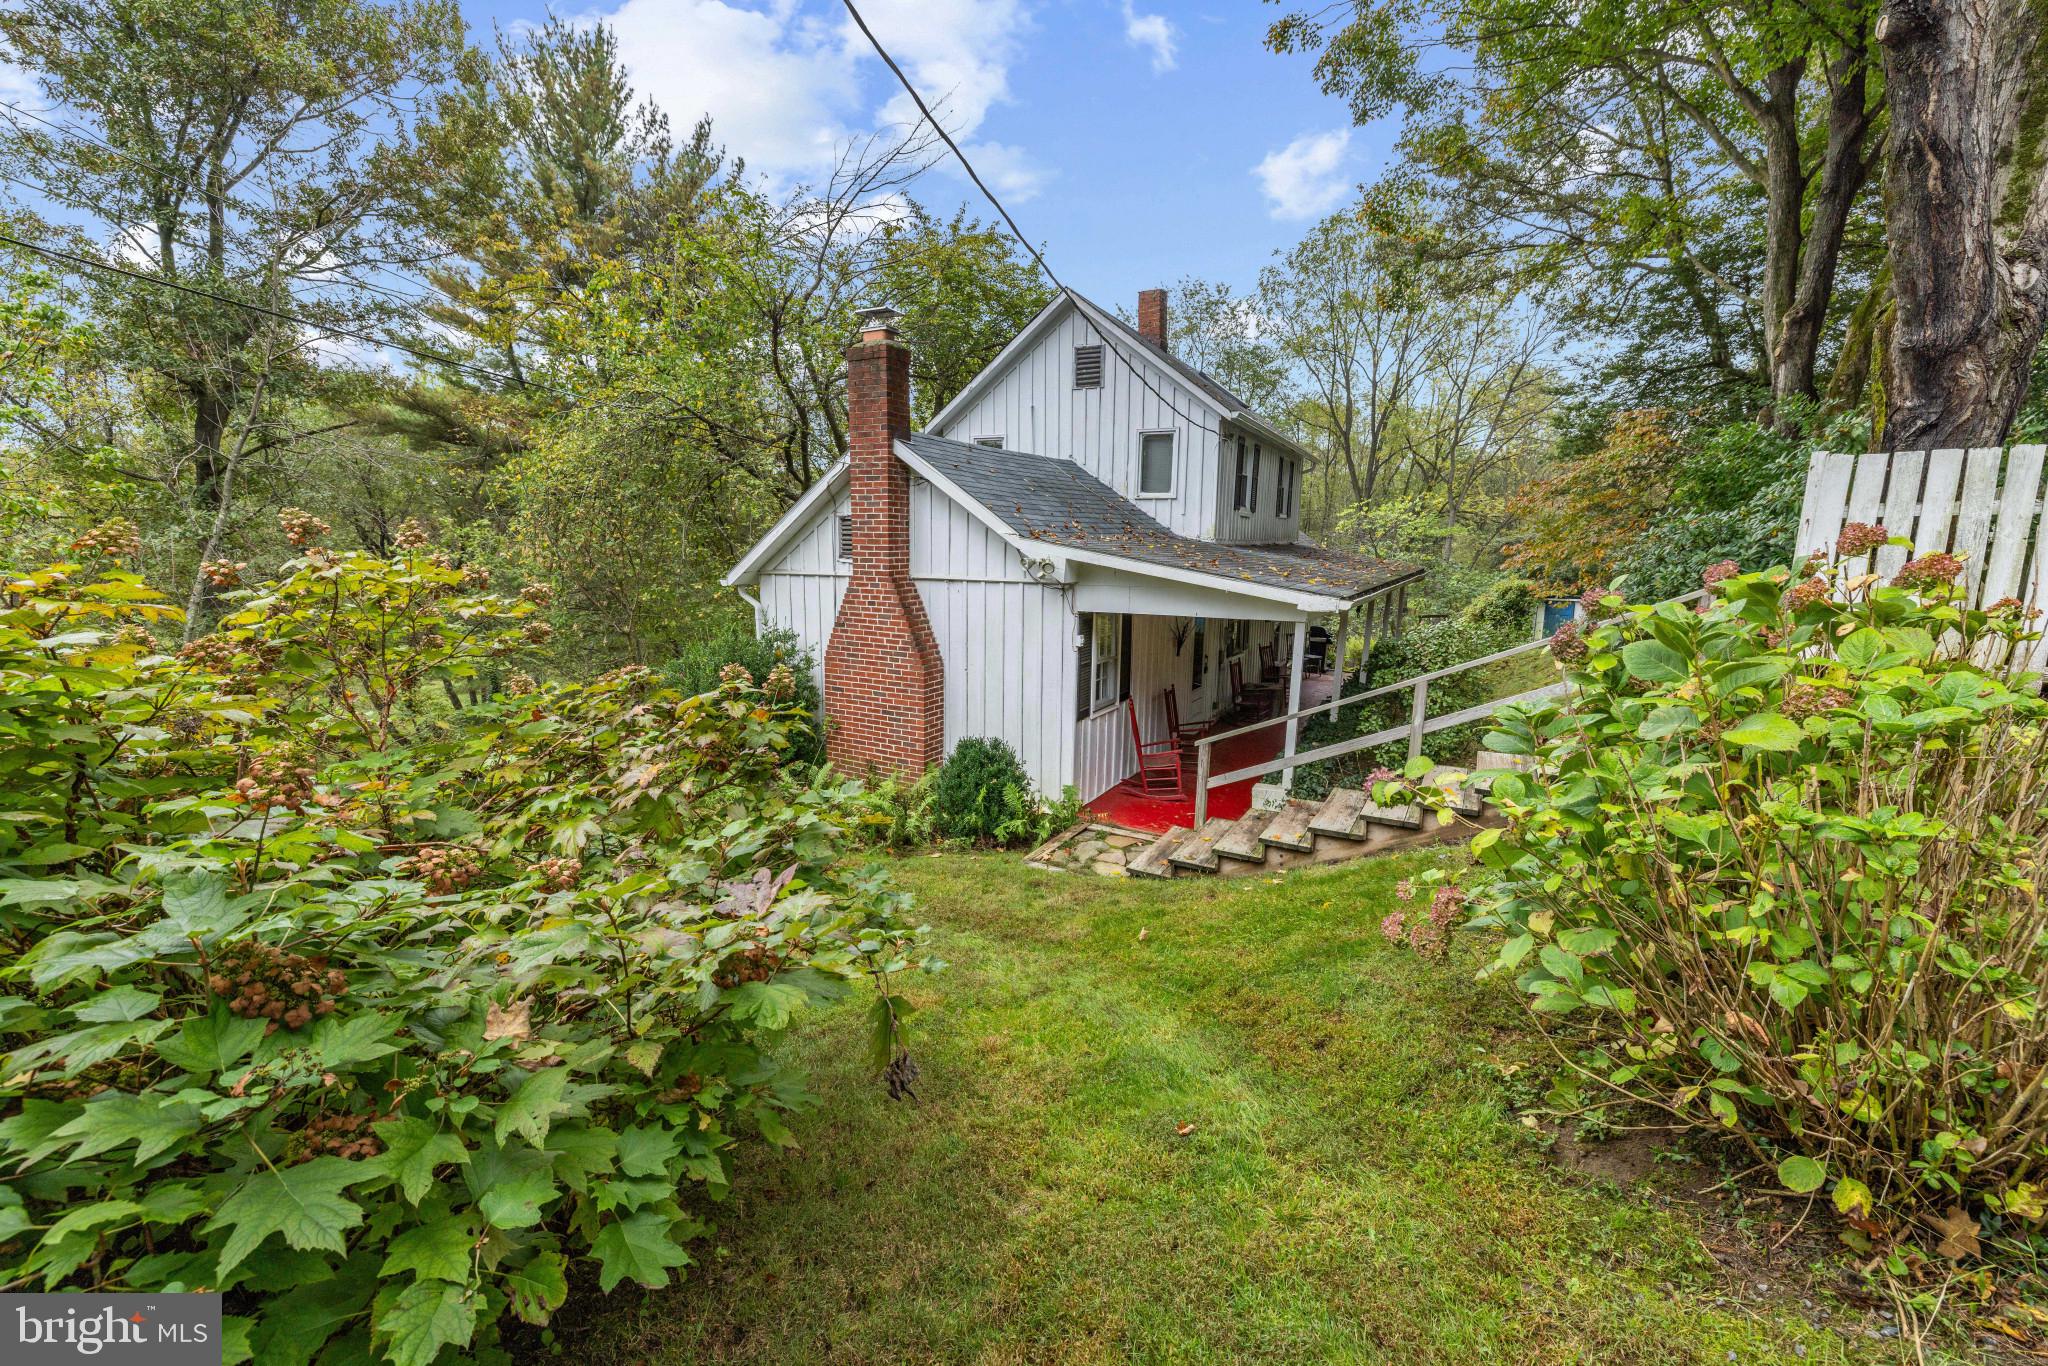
left=1878, top=0, right=2048, bottom=448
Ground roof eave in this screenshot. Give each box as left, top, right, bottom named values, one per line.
left=924, top=292, right=1076, bottom=436
left=722, top=457, right=849, bottom=588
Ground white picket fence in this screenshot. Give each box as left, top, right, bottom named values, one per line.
left=1797, top=445, right=2048, bottom=617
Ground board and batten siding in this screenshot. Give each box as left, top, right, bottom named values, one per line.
left=750, top=476, right=1074, bottom=799
left=752, top=487, right=849, bottom=697
left=930, top=305, right=1222, bottom=539
left=907, top=480, right=1072, bottom=798
left=1213, top=422, right=1303, bottom=546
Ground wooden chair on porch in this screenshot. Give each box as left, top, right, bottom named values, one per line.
left=1124, top=697, right=1185, bottom=796
left=1258, top=641, right=1282, bottom=684
left=1229, top=658, right=1278, bottom=720
left=1162, top=685, right=1210, bottom=757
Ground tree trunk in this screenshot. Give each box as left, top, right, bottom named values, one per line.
left=192, top=385, right=232, bottom=511
left=1758, top=48, right=1880, bottom=419
left=1878, top=0, right=2048, bottom=450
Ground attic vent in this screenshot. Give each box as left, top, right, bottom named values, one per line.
left=1073, top=344, right=1103, bottom=389
left=836, top=514, right=853, bottom=562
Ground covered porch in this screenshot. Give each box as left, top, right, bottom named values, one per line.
left=1071, top=566, right=1413, bottom=835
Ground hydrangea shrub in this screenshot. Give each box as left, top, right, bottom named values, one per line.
left=1393, top=532, right=2048, bottom=1229
left=0, top=522, right=932, bottom=1363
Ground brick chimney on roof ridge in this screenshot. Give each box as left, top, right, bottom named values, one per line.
left=1137, top=288, right=1168, bottom=352
left=823, top=307, right=945, bottom=777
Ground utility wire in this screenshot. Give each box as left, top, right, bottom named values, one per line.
left=835, top=0, right=1227, bottom=440
left=0, top=229, right=557, bottom=396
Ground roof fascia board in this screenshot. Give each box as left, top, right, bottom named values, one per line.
left=924, top=292, right=1076, bottom=437
left=722, top=457, right=849, bottom=587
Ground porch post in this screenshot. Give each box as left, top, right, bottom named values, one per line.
left=1359, top=596, right=1377, bottom=683
left=1395, top=584, right=1410, bottom=634
left=1280, top=620, right=1308, bottom=791
left=1328, top=608, right=1350, bottom=717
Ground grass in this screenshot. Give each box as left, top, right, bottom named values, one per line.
left=569, top=850, right=1899, bottom=1365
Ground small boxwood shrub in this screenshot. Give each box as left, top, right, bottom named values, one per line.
left=1394, top=537, right=2048, bottom=1231
left=0, top=529, right=929, bottom=1364
left=930, top=738, right=1061, bottom=845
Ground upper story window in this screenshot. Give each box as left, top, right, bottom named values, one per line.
left=836, top=514, right=853, bottom=563
left=1073, top=344, right=1103, bottom=389
left=1233, top=438, right=1251, bottom=512
left=1276, top=458, right=1296, bottom=518
left=1138, top=431, right=1174, bottom=496
left=973, top=435, right=1004, bottom=449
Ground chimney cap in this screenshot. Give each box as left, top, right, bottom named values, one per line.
left=856, top=303, right=903, bottom=337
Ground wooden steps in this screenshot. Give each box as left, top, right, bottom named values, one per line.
left=1213, top=809, right=1274, bottom=863
left=1166, top=817, right=1233, bottom=873
left=1126, top=826, right=1187, bottom=879
left=1116, top=771, right=1515, bottom=881
left=1259, top=799, right=1320, bottom=853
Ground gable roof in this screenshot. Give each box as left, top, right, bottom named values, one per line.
left=900, top=432, right=1417, bottom=605
left=720, top=457, right=847, bottom=588
left=926, top=288, right=1309, bottom=460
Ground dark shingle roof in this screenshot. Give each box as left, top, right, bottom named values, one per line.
left=903, top=432, right=1418, bottom=603
left=1077, top=294, right=1251, bottom=413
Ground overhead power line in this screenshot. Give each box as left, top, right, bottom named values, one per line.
left=0, top=230, right=548, bottom=395
left=834, top=0, right=1225, bottom=440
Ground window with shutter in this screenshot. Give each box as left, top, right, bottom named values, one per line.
left=1073, top=345, right=1103, bottom=389
left=1085, top=612, right=1122, bottom=713
left=1075, top=612, right=1094, bottom=719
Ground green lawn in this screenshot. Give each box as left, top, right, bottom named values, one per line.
left=577, top=851, right=1897, bottom=1365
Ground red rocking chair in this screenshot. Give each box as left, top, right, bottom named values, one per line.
left=1125, top=697, right=1185, bottom=796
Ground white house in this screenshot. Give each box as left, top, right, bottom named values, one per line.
left=722, top=287, right=1421, bottom=803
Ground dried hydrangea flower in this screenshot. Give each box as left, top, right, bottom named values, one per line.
left=1549, top=617, right=1588, bottom=663
left=1379, top=910, right=1406, bottom=944
left=1785, top=576, right=1830, bottom=611
left=1833, top=521, right=1888, bottom=559
left=1893, top=552, right=1963, bottom=588
left=1701, top=559, right=1740, bottom=588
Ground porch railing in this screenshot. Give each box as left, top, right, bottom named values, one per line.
left=1187, top=589, right=1708, bottom=827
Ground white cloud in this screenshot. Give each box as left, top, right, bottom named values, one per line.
left=958, top=139, right=1052, bottom=202
left=589, top=0, right=1046, bottom=197
left=603, top=0, right=861, bottom=179
left=1252, top=128, right=1354, bottom=220
left=1120, top=2, right=1177, bottom=74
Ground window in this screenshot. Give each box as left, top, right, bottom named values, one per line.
left=1091, top=612, right=1122, bottom=711
left=1233, top=437, right=1251, bottom=512
left=973, top=435, right=1004, bottom=449
left=1276, top=458, right=1296, bottom=517
left=1073, top=344, right=1103, bottom=389
left=1191, top=618, right=1208, bottom=691
left=1249, top=444, right=1262, bottom=514
left=836, top=514, right=853, bottom=563
left=1223, top=619, right=1249, bottom=656
left=1138, top=431, right=1174, bottom=496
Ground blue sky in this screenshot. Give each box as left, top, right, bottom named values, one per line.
left=468, top=0, right=1398, bottom=299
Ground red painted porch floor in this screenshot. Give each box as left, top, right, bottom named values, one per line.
left=1087, top=672, right=1337, bottom=835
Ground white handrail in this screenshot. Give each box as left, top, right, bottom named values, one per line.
left=1189, top=589, right=1707, bottom=825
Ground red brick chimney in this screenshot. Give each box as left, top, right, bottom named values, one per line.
left=1137, top=288, right=1168, bottom=351
left=823, top=306, right=945, bottom=777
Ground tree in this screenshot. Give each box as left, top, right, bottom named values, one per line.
left=1269, top=0, right=1887, bottom=421
left=871, top=204, right=1051, bottom=425
left=1876, top=0, right=2048, bottom=449
left=0, top=0, right=468, bottom=596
